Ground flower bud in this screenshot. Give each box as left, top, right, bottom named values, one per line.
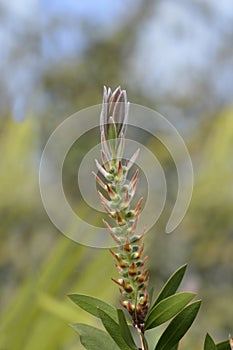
left=100, top=86, right=129, bottom=141
left=123, top=238, right=131, bottom=252
left=137, top=270, right=149, bottom=284
left=116, top=210, right=125, bottom=226
left=128, top=262, right=137, bottom=277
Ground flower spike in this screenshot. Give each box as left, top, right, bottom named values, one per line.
left=94, top=86, right=149, bottom=331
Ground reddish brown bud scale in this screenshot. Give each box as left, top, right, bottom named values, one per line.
left=109, top=249, right=120, bottom=261
left=106, top=183, right=116, bottom=199
left=112, top=278, right=133, bottom=293
left=101, top=151, right=110, bottom=171
left=120, top=300, right=128, bottom=308
left=123, top=189, right=129, bottom=205
left=120, top=300, right=135, bottom=314
left=137, top=270, right=149, bottom=284
left=97, top=190, right=110, bottom=205
left=103, top=220, right=121, bottom=243
left=129, top=262, right=137, bottom=276
left=122, top=281, right=134, bottom=293
left=130, top=179, right=138, bottom=199
left=138, top=243, right=144, bottom=257
left=129, top=179, right=138, bottom=192
left=123, top=244, right=131, bottom=253
left=116, top=266, right=122, bottom=274
left=110, top=250, right=129, bottom=270
left=117, top=161, right=122, bottom=176
left=142, top=256, right=149, bottom=265
left=132, top=168, right=139, bottom=180
left=123, top=237, right=131, bottom=252
left=100, top=201, right=115, bottom=218
left=137, top=226, right=147, bottom=240
left=112, top=278, right=123, bottom=287
left=92, top=171, right=106, bottom=190
left=129, top=215, right=139, bottom=234
left=134, top=197, right=143, bottom=216
left=116, top=210, right=125, bottom=226
left=95, top=159, right=109, bottom=179
left=119, top=260, right=128, bottom=269
left=127, top=302, right=135, bottom=313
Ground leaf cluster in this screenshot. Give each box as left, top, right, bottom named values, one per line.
left=69, top=265, right=230, bottom=350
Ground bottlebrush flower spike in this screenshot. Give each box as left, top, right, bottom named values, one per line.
left=94, top=86, right=150, bottom=331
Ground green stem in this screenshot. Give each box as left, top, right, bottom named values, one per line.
left=138, top=327, right=147, bottom=350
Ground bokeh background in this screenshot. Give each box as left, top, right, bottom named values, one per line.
left=0, top=0, right=233, bottom=349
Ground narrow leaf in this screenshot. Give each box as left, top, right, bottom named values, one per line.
left=68, top=294, right=117, bottom=322
left=154, top=300, right=201, bottom=350
left=117, top=309, right=137, bottom=349
left=98, top=309, right=133, bottom=350
left=204, top=334, right=217, bottom=350
left=70, top=323, right=121, bottom=350
left=217, top=340, right=231, bottom=350
left=145, top=292, right=195, bottom=330
left=152, top=264, right=187, bottom=308
left=170, top=345, right=179, bottom=350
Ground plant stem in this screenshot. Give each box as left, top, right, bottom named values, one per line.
left=137, top=327, right=147, bottom=350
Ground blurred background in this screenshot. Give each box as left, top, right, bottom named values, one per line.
left=0, top=0, right=233, bottom=349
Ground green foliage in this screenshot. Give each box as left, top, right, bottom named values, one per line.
left=203, top=334, right=231, bottom=350
left=70, top=265, right=227, bottom=350
left=154, top=300, right=201, bottom=350
left=68, top=263, right=231, bottom=350
left=170, top=345, right=179, bottom=350
left=71, top=323, right=121, bottom=350
left=117, top=309, right=138, bottom=349
left=144, top=292, right=195, bottom=330
left=98, top=309, right=134, bottom=350
left=204, top=334, right=217, bottom=350
left=68, top=294, right=118, bottom=322
left=216, top=340, right=231, bottom=350
left=151, top=264, right=187, bottom=307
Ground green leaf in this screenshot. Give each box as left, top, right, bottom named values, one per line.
left=70, top=323, right=121, bottom=350
left=170, top=345, right=179, bottom=350
left=117, top=309, right=137, bottom=349
left=152, top=264, right=187, bottom=308
left=216, top=340, right=231, bottom=350
left=98, top=308, right=133, bottom=350
left=154, top=300, right=201, bottom=350
left=145, top=292, right=195, bottom=330
left=204, top=334, right=217, bottom=350
left=68, top=294, right=118, bottom=322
